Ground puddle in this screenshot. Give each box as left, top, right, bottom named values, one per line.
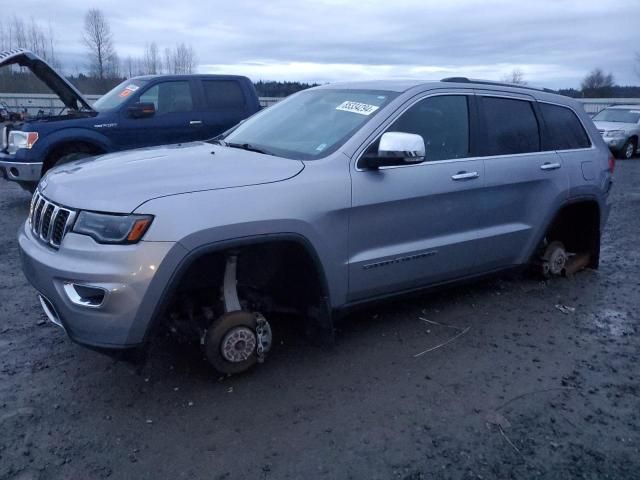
left=590, top=308, right=635, bottom=337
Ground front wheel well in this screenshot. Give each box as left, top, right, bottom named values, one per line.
left=160, top=239, right=332, bottom=343
left=43, top=141, right=106, bottom=174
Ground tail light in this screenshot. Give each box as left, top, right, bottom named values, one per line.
left=608, top=153, right=616, bottom=173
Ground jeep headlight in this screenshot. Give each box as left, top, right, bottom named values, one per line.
left=603, top=130, right=625, bottom=138
left=7, top=131, right=39, bottom=154
left=73, top=211, right=153, bottom=244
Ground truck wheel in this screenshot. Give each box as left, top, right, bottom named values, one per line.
left=619, top=139, right=637, bottom=160
left=56, top=151, right=93, bottom=166
left=17, top=181, right=37, bottom=194
left=203, top=311, right=272, bottom=375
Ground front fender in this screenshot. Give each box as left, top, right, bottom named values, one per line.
left=39, top=127, right=114, bottom=160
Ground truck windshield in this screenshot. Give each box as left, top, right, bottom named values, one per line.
left=593, top=108, right=640, bottom=124
left=218, top=89, right=398, bottom=159
left=93, top=79, right=149, bottom=112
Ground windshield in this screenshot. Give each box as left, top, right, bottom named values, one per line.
left=219, top=89, right=398, bottom=159
left=93, top=79, right=149, bottom=112
left=593, top=108, right=640, bottom=124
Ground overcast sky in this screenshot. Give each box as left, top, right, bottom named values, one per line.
left=25, top=0, right=640, bottom=88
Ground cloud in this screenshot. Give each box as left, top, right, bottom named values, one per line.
left=19, top=0, right=640, bottom=87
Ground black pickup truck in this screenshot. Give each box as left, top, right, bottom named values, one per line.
left=0, top=49, right=262, bottom=191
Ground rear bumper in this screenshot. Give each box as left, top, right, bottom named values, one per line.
left=18, top=221, right=179, bottom=349
left=0, top=155, right=42, bottom=182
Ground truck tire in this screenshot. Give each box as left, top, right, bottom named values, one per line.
left=43, top=143, right=101, bottom=176
left=17, top=181, right=37, bottom=194
left=56, top=151, right=93, bottom=166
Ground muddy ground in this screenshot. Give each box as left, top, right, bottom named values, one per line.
left=1, top=160, right=639, bottom=480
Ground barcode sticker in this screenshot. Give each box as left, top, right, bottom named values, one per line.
left=336, top=101, right=379, bottom=116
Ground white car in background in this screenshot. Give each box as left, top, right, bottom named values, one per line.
left=593, top=105, right=640, bottom=160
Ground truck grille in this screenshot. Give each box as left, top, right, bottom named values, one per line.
left=29, top=191, right=77, bottom=248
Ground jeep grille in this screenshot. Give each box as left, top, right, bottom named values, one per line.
left=29, top=191, right=76, bottom=248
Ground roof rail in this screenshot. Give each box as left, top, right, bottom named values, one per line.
left=440, top=77, right=555, bottom=94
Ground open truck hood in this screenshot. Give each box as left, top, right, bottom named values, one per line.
left=0, top=48, right=94, bottom=112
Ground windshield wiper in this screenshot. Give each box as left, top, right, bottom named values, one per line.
left=224, top=141, right=272, bottom=155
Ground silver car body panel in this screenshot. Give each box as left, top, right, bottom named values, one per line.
left=18, top=80, right=613, bottom=349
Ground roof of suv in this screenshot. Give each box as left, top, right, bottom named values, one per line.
left=318, top=77, right=555, bottom=94
left=606, top=104, right=640, bottom=109
left=316, top=77, right=580, bottom=107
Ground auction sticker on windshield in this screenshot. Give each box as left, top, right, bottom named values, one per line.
left=336, top=101, right=379, bottom=115
left=119, top=84, right=141, bottom=98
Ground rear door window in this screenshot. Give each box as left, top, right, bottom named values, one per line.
left=480, top=96, right=540, bottom=155
left=540, top=103, right=591, bottom=150
left=202, top=80, right=246, bottom=110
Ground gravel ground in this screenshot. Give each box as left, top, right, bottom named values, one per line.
left=1, top=160, right=639, bottom=480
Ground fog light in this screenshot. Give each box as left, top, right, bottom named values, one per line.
left=63, top=283, right=107, bottom=308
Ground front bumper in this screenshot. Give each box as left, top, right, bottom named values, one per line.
left=18, top=222, right=179, bottom=349
left=602, top=137, right=626, bottom=151
left=0, top=154, right=42, bottom=182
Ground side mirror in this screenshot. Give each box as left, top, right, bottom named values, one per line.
left=361, top=132, right=426, bottom=169
left=127, top=102, right=156, bottom=119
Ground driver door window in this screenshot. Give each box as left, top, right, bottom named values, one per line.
left=139, top=81, right=193, bottom=114
left=387, top=95, right=470, bottom=161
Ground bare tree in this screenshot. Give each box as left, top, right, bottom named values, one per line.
left=501, top=68, right=527, bottom=85
left=83, top=9, right=115, bottom=79
left=169, top=43, right=197, bottom=74
left=581, top=68, right=615, bottom=98
left=11, top=16, right=27, bottom=49
left=143, top=42, right=161, bottom=74
left=0, top=16, right=58, bottom=66
left=163, top=47, right=173, bottom=74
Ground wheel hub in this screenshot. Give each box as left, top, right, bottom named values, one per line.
left=221, top=327, right=257, bottom=363
left=625, top=142, right=634, bottom=159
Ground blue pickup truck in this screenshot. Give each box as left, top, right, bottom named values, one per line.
left=0, top=49, right=261, bottom=192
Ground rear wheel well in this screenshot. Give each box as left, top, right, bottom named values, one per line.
left=43, top=141, right=105, bottom=174
left=160, top=240, right=331, bottom=343
left=543, top=200, right=601, bottom=268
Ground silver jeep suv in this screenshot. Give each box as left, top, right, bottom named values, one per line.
left=19, top=78, right=614, bottom=374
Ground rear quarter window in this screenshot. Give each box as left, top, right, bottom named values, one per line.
left=203, top=80, right=246, bottom=109
left=540, top=103, right=591, bottom=150
left=480, top=96, right=540, bottom=156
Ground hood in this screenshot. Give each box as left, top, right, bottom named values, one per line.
left=0, top=48, right=94, bottom=112
left=40, top=142, right=305, bottom=212
left=593, top=121, right=635, bottom=131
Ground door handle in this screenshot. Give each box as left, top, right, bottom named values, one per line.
left=189, top=120, right=203, bottom=125
left=451, top=171, right=479, bottom=181
left=540, top=162, right=561, bottom=171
